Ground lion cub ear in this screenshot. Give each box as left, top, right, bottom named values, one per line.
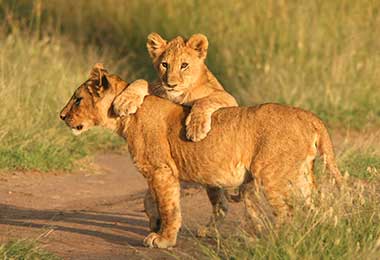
left=186, top=34, right=209, bottom=60
left=146, top=32, right=167, bottom=60
left=89, top=63, right=108, bottom=82
left=88, top=63, right=110, bottom=97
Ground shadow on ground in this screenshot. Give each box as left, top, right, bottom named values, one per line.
left=0, top=204, right=149, bottom=246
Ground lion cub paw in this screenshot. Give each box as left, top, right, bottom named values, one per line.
left=113, top=93, right=142, bottom=116
left=185, top=112, right=212, bottom=142
left=143, top=232, right=176, bottom=248
left=113, top=80, right=148, bottom=116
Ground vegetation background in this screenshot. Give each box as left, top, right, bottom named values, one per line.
left=0, top=0, right=379, bottom=259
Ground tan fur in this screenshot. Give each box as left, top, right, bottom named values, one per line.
left=60, top=66, right=342, bottom=248
left=113, top=33, right=238, bottom=142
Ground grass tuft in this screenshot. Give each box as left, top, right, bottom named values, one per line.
left=0, top=239, right=61, bottom=260
left=340, top=152, right=380, bottom=180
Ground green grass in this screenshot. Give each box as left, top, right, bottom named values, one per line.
left=340, top=152, right=380, bottom=180
left=0, top=239, right=60, bottom=260
left=0, top=0, right=379, bottom=168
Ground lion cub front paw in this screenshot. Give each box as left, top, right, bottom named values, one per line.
left=143, top=232, right=176, bottom=248
left=113, top=79, right=148, bottom=116
left=113, top=93, right=142, bottom=117
left=185, top=112, right=212, bottom=142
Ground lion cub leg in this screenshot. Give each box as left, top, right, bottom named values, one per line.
left=144, top=190, right=161, bottom=232
left=207, top=187, right=229, bottom=221
left=197, top=186, right=229, bottom=237
left=243, top=180, right=276, bottom=236
left=143, top=167, right=181, bottom=248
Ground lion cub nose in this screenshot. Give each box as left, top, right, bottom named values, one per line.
left=60, top=113, right=66, bottom=120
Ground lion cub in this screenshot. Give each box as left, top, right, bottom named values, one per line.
left=113, top=33, right=238, bottom=141
left=60, top=65, right=343, bottom=248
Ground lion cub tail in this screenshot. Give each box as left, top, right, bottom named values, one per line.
left=315, top=119, right=343, bottom=186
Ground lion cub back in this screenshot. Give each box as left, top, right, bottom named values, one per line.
left=161, top=102, right=327, bottom=183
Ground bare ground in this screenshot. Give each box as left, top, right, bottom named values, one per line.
left=0, top=153, right=244, bottom=259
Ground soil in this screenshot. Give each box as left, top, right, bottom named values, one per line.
left=0, top=153, right=244, bottom=259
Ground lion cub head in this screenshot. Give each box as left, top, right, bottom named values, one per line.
left=60, top=64, right=126, bottom=135
left=147, top=32, right=209, bottom=99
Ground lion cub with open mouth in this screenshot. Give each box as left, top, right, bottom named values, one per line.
left=113, top=33, right=238, bottom=142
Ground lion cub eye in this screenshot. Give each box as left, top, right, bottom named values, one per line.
left=75, top=97, right=82, bottom=106
left=161, top=62, right=168, bottom=69
left=181, top=63, right=188, bottom=69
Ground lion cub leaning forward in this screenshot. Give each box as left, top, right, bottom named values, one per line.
left=60, top=65, right=342, bottom=249
left=113, top=32, right=238, bottom=142
left=114, top=33, right=237, bottom=228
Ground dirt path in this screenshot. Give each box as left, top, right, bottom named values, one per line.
left=0, top=153, right=244, bottom=259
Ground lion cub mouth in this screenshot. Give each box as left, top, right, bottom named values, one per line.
left=164, top=88, right=184, bottom=98
left=71, top=124, right=84, bottom=136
